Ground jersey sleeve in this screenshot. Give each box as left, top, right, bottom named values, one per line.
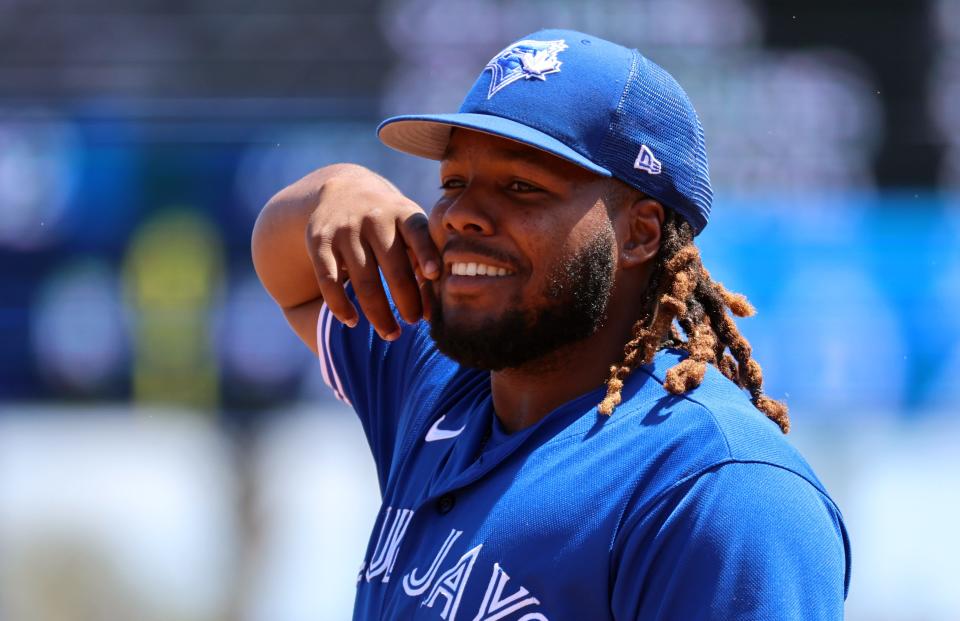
left=317, top=282, right=455, bottom=488
left=611, top=461, right=851, bottom=621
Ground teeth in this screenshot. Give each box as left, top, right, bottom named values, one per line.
left=450, top=262, right=512, bottom=277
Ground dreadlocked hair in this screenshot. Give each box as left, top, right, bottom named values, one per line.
left=597, top=209, right=790, bottom=434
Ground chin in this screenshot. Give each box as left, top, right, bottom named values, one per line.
left=436, top=303, right=507, bottom=331
left=428, top=297, right=605, bottom=372
left=428, top=298, right=530, bottom=370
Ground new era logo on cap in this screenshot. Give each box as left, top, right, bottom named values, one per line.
left=633, top=144, right=662, bottom=175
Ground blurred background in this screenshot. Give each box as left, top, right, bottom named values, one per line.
left=0, top=0, right=958, bottom=619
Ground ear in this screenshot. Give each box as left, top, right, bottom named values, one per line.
left=617, top=197, right=664, bottom=269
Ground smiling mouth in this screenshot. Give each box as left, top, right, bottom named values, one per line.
left=449, top=262, right=514, bottom=277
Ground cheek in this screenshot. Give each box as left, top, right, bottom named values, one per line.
left=531, top=213, right=612, bottom=265
left=519, top=225, right=578, bottom=291
left=531, top=220, right=616, bottom=288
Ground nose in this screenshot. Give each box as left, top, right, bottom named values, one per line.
left=439, top=187, right=495, bottom=236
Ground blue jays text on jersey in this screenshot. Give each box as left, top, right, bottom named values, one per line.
left=317, top=286, right=851, bottom=620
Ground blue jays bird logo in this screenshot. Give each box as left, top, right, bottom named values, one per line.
left=484, top=39, right=569, bottom=99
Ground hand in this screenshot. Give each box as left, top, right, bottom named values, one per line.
left=302, top=167, right=441, bottom=340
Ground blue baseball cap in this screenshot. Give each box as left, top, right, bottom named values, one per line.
left=377, top=29, right=713, bottom=234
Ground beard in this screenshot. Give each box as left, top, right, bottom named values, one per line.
left=428, top=229, right=616, bottom=370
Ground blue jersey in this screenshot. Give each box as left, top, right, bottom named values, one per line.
left=317, top=287, right=851, bottom=620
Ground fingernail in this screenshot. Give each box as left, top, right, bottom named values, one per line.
left=423, top=260, right=439, bottom=277
left=384, top=328, right=401, bottom=341
left=346, top=316, right=358, bottom=328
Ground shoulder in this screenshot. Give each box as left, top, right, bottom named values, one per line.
left=610, top=458, right=851, bottom=618
left=592, top=349, right=846, bottom=547
left=605, top=353, right=851, bottom=611
left=613, top=349, right=830, bottom=494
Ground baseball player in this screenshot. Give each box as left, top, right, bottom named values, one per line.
left=253, top=29, right=850, bottom=620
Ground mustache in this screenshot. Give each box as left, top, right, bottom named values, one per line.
left=440, top=238, right=520, bottom=270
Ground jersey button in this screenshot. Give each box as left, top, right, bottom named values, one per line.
left=437, top=493, right=455, bottom=515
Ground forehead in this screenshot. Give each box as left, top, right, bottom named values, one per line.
left=441, top=129, right=598, bottom=180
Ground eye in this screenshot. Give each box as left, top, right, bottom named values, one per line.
left=439, top=178, right=465, bottom=191
left=507, top=180, right=542, bottom=193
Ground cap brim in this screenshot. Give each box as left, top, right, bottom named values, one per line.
left=377, top=113, right=612, bottom=178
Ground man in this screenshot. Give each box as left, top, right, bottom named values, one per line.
left=253, top=29, right=850, bottom=620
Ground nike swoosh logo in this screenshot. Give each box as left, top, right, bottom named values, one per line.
left=425, top=415, right=466, bottom=442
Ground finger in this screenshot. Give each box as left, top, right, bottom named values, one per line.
left=419, top=276, right=436, bottom=322
left=399, top=212, right=441, bottom=280
left=307, top=234, right=359, bottom=328
left=369, top=222, right=423, bottom=325
left=409, top=253, right=436, bottom=323
left=339, top=231, right=401, bottom=341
